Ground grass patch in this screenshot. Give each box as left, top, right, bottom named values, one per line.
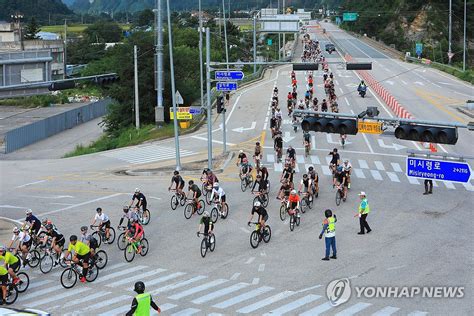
left=431, top=64, right=474, bottom=84
left=0, top=94, right=69, bottom=107
left=41, top=24, right=131, bottom=35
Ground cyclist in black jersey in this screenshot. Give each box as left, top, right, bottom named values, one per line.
left=130, top=188, right=147, bottom=213
left=188, top=180, right=202, bottom=213
left=197, top=211, right=214, bottom=237
left=168, top=170, right=185, bottom=196
left=278, top=179, right=292, bottom=200
left=247, top=201, right=268, bottom=230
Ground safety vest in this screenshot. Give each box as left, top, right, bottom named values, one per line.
left=358, top=198, right=371, bottom=214
left=326, top=216, right=336, bottom=233
left=134, top=293, right=151, bottom=316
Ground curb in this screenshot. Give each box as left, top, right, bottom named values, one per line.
left=456, top=106, right=474, bottom=119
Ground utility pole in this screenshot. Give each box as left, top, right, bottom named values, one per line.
left=448, top=0, right=453, bottom=64
left=206, top=27, right=213, bottom=169
left=64, top=19, right=67, bottom=79
left=166, top=0, right=181, bottom=170
left=199, top=0, right=204, bottom=110
left=253, top=15, right=257, bottom=73
left=155, top=0, right=164, bottom=125
left=134, top=45, right=140, bottom=130
left=222, top=0, right=229, bottom=153
left=463, top=0, right=467, bottom=71
left=282, top=0, right=286, bottom=59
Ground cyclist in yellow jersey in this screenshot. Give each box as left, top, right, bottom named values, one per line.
left=0, top=246, right=20, bottom=285
left=64, top=235, right=90, bottom=283
left=126, top=281, right=161, bottom=316
left=0, top=248, right=7, bottom=305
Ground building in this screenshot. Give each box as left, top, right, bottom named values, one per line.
left=0, top=22, right=20, bottom=42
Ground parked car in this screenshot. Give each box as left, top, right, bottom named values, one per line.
left=325, top=43, right=335, bottom=54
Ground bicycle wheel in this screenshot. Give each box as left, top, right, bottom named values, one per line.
left=117, top=232, right=127, bottom=250
left=28, top=250, right=41, bottom=268
left=240, top=178, right=247, bottom=192
left=59, top=252, right=69, bottom=268
left=139, top=238, right=149, bottom=256
left=205, top=191, right=212, bottom=205
left=296, top=215, right=301, bottom=227
left=60, top=268, right=77, bottom=289
left=5, top=285, right=18, bottom=305
left=262, top=226, right=271, bottom=244
left=210, top=207, right=218, bottom=223
left=250, top=231, right=260, bottom=249
left=39, top=254, right=53, bottom=274
left=106, top=227, right=116, bottom=244
left=16, top=272, right=29, bottom=293
left=308, top=196, right=313, bottom=209
left=280, top=204, right=287, bottom=221
left=209, top=235, right=216, bottom=252
left=141, top=209, right=151, bottom=225
left=184, top=204, right=193, bottom=219
left=252, top=196, right=260, bottom=206
left=197, top=199, right=205, bottom=215
left=86, top=264, right=99, bottom=282
left=124, top=244, right=135, bottom=262
left=262, top=193, right=269, bottom=207
left=91, top=231, right=102, bottom=248
left=335, top=190, right=342, bottom=206
left=200, top=238, right=207, bottom=258
left=221, top=203, right=229, bottom=219
left=171, top=195, right=179, bottom=210
left=94, top=250, right=108, bottom=269
left=290, top=215, right=295, bottom=231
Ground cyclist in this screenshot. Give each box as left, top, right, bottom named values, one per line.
left=0, top=256, right=6, bottom=305
left=247, top=201, right=268, bottom=231
left=126, top=281, right=161, bottom=316
left=206, top=170, right=219, bottom=187
left=258, top=166, right=269, bottom=185
left=312, top=97, right=319, bottom=111
left=298, top=174, right=314, bottom=202
left=188, top=180, right=202, bottom=213
left=321, top=99, right=328, bottom=112
left=303, top=131, right=311, bottom=153
left=119, top=205, right=139, bottom=230
left=44, top=224, right=65, bottom=266
left=335, top=166, right=348, bottom=201
left=286, top=145, right=296, bottom=167
left=80, top=226, right=98, bottom=257
left=236, top=150, right=247, bottom=167
left=274, top=132, right=283, bottom=162
left=0, top=246, right=20, bottom=285
left=239, top=157, right=252, bottom=180
left=22, top=209, right=41, bottom=238
left=277, top=179, right=292, bottom=200
left=64, top=235, right=91, bottom=283
left=308, top=166, right=319, bottom=196
left=168, top=170, right=185, bottom=196
left=328, top=148, right=340, bottom=177
left=8, top=227, right=32, bottom=267
left=288, top=190, right=301, bottom=218
left=197, top=211, right=214, bottom=239
left=252, top=174, right=268, bottom=204
left=127, top=219, right=145, bottom=252
left=281, top=163, right=295, bottom=188
left=210, top=182, right=226, bottom=215
left=130, top=188, right=147, bottom=215
left=254, top=142, right=262, bottom=170
left=343, top=160, right=352, bottom=189
left=90, top=207, right=111, bottom=241
left=270, top=115, right=277, bottom=137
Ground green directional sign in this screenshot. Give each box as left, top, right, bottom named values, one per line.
left=343, top=12, right=358, bottom=21
left=267, top=39, right=273, bottom=46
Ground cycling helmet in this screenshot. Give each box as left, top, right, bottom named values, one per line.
left=0, top=245, right=5, bottom=252
left=45, top=224, right=53, bottom=230
left=325, top=209, right=333, bottom=218
left=123, top=205, right=129, bottom=212
left=70, top=235, right=78, bottom=242
left=213, top=182, right=219, bottom=188
left=290, top=189, right=297, bottom=195
left=256, top=142, right=260, bottom=146
left=26, top=209, right=32, bottom=215
left=303, top=174, right=308, bottom=178
left=80, top=226, right=88, bottom=232
left=174, top=170, right=179, bottom=175
left=134, top=281, right=145, bottom=293
left=239, top=150, right=243, bottom=154
left=96, top=207, right=102, bottom=213
left=308, top=166, right=314, bottom=171
left=135, top=188, right=140, bottom=193
left=337, top=166, right=343, bottom=172
left=253, top=201, right=261, bottom=207
left=203, top=211, right=210, bottom=217
left=344, top=160, right=349, bottom=164
left=256, top=174, right=262, bottom=178
left=12, top=227, right=19, bottom=233
left=333, top=148, right=338, bottom=152
left=188, top=180, right=194, bottom=185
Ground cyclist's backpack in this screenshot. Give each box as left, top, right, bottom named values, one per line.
left=89, top=236, right=99, bottom=249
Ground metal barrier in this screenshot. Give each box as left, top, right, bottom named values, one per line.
left=4, top=98, right=112, bottom=153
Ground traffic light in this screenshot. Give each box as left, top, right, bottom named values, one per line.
left=346, top=63, right=372, bottom=70
left=394, top=124, right=458, bottom=144
left=301, top=116, right=358, bottom=135
left=94, top=74, right=119, bottom=86
left=293, top=63, right=319, bottom=71
left=48, top=80, right=76, bottom=91
left=217, top=96, right=224, bottom=114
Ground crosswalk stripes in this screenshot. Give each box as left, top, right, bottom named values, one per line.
left=236, top=290, right=297, bottom=314
left=386, top=171, right=400, bottom=182
left=391, top=162, right=403, bottom=172
left=106, top=268, right=166, bottom=287
left=358, top=159, right=369, bottom=169
left=335, top=302, right=372, bottom=315
left=169, top=279, right=228, bottom=300
left=262, top=294, right=322, bottom=315
left=191, top=282, right=250, bottom=304
left=370, top=170, right=383, bottom=181
left=354, top=168, right=366, bottom=179
left=406, top=175, right=420, bottom=185
left=374, top=161, right=385, bottom=170
left=26, top=287, right=89, bottom=307
left=372, top=306, right=401, bottom=315
left=152, top=275, right=207, bottom=295
left=213, top=286, right=274, bottom=309
left=66, top=290, right=110, bottom=308
left=75, top=294, right=132, bottom=314
left=299, top=301, right=333, bottom=315
left=146, top=272, right=187, bottom=286
left=171, top=308, right=201, bottom=316
left=96, top=265, right=147, bottom=283
left=100, top=144, right=196, bottom=165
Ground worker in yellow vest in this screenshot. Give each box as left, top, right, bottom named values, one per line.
left=356, top=191, right=372, bottom=235
left=319, top=209, right=337, bottom=261
left=126, top=281, right=161, bottom=316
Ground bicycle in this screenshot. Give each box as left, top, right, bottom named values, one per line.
left=3, top=278, right=19, bottom=305
left=240, top=173, right=254, bottom=192
left=300, top=191, right=313, bottom=212
left=90, top=249, right=108, bottom=270
left=340, top=134, right=346, bottom=149
left=90, top=225, right=116, bottom=247
left=134, top=206, right=151, bottom=225
left=8, top=271, right=29, bottom=293
left=210, top=199, right=229, bottom=223
left=170, top=189, right=186, bottom=210
left=254, top=155, right=262, bottom=171
left=279, top=197, right=289, bottom=221
left=288, top=208, right=301, bottom=232
left=275, top=146, right=283, bottom=163
left=252, top=191, right=269, bottom=208
left=117, top=226, right=145, bottom=250
left=197, top=232, right=216, bottom=258
left=60, top=260, right=99, bottom=289
left=39, top=247, right=68, bottom=274
left=249, top=222, right=271, bottom=249
left=11, top=247, right=40, bottom=270
left=184, top=198, right=205, bottom=219
left=124, top=235, right=149, bottom=262
left=335, top=184, right=346, bottom=206
left=304, top=141, right=310, bottom=157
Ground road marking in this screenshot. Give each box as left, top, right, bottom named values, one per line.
left=192, top=283, right=249, bottom=304
left=213, top=286, right=273, bottom=309
left=171, top=308, right=201, bottom=316
left=406, top=176, right=420, bottom=185
left=160, top=303, right=178, bottom=311
left=312, top=135, right=316, bottom=149
left=370, top=170, right=383, bottom=181
left=240, top=227, right=251, bottom=234
left=335, top=302, right=372, bottom=316
left=49, top=203, right=74, bottom=206
left=97, top=305, right=131, bottom=316
left=325, top=156, right=332, bottom=165
left=296, top=155, right=305, bottom=164
left=236, top=290, right=296, bottom=314
left=192, top=135, right=235, bottom=146
left=263, top=294, right=322, bottom=316
left=443, top=181, right=456, bottom=189
left=358, top=159, right=369, bottom=169
left=258, top=263, right=265, bottom=272
left=96, top=265, right=147, bottom=283
left=26, top=287, right=89, bottom=307
left=407, top=312, right=429, bottom=316
left=20, top=284, right=65, bottom=301
left=299, top=301, right=333, bottom=315
left=344, top=97, right=350, bottom=106
left=27, top=279, right=54, bottom=289
left=354, top=168, right=366, bottom=179
left=106, top=268, right=166, bottom=287
left=260, top=251, right=267, bottom=257
left=391, top=162, right=402, bottom=172
left=146, top=272, right=186, bottom=287
left=15, top=180, right=47, bottom=188
left=462, top=182, right=474, bottom=191
left=401, top=80, right=408, bottom=85
left=274, top=163, right=283, bottom=172
left=267, top=154, right=275, bottom=163
left=321, top=166, right=332, bottom=176
left=80, top=295, right=132, bottom=313
left=372, top=306, right=400, bottom=316
left=245, top=257, right=255, bottom=264
left=0, top=205, right=28, bottom=209
left=169, top=279, right=229, bottom=300
left=374, top=161, right=385, bottom=170
left=152, top=276, right=207, bottom=295
left=230, top=273, right=241, bottom=280
left=386, top=172, right=400, bottom=182
left=296, top=284, right=322, bottom=293
left=387, top=265, right=407, bottom=270
left=66, top=290, right=111, bottom=308
left=252, top=278, right=260, bottom=285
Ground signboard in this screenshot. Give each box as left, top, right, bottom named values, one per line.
left=343, top=12, right=358, bottom=21
left=175, top=90, right=184, bottom=105
left=358, top=120, right=383, bottom=134
left=189, top=107, right=202, bottom=115
left=20, top=68, right=43, bottom=83
left=216, top=82, right=238, bottom=91
left=260, top=15, right=300, bottom=33
left=215, top=71, right=244, bottom=81
left=415, top=43, right=423, bottom=57
left=406, top=157, right=472, bottom=183
left=169, top=107, right=193, bottom=120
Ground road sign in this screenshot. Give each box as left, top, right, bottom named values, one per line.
left=358, top=120, right=383, bottom=134
left=175, top=90, right=184, bottom=105
left=189, top=107, right=202, bottom=115
left=267, top=39, right=273, bottom=46
left=216, top=81, right=238, bottom=91
left=416, top=43, right=423, bottom=56
left=447, top=52, right=454, bottom=59
left=215, top=71, right=244, bottom=81
left=343, top=12, right=358, bottom=21
left=406, top=157, right=472, bottom=183
left=170, top=108, right=192, bottom=120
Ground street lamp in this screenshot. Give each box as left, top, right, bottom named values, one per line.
left=11, top=13, right=24, bottom=50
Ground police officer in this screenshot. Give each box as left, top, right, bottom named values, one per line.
left=126, top=281, right=161, bottom=316
left=356, top=192, right=372, bottom=235
left=319, top=209, right=337, bottom=261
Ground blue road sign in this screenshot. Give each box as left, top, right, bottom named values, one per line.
left=189, top=107, right=201, bottom=115
left=416, top=43, right=423, bottom=56
left=406, top=157, right=472, bottom=183
left=216, top=81, right=238, bottom=91
left=215, top=71, right=244, bottom=81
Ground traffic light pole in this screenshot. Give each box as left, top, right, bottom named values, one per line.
left=206, top=27, right=213, bottom=170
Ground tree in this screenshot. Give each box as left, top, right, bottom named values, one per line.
left=136, top=9, right=154, bottom=27
left=84, top=20, right=123, bottom=43
left=23, top=17, right=40, bottom=40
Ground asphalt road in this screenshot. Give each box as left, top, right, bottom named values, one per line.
left=0, top=21, right=472, bottom=315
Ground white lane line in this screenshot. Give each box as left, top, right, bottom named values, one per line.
left=358, top=159, right=369, bottom=169
left=263, top=122, right=268, bottom=130
left=401, top=80, right=408, bottom=85
left=370, top=170, right=383, bottom=181
left=299, top=301, right=333, bottom=316
left=374, top=161, right=385, bottom=170
left=391, top=162, right=402, bottom=172
left=462, top=182, right=474, bottom=191
left=230, top=273, right=241, bottom=280
left=354, top=168, right=366, bottom=179
left=335, top=80, right=339, bottom=85
left=169, top=279, right=228, bottom=300
left=387, top=265, right=407, bottom=270
left=372, top=306, right=400, bottom=315
left=267, top=154, right=275, bottom=163
left=407, top=312, right=429, bottom=316
left=245, top=257, right=255, bottom=264
left=334, top=302, right=372, bottom=316
left=191, top=135, right=235, bottom=146
left=443, top=181, right=456, bottom=189
left=146, top=272, right=186, bottom=287
left=171, top=308, right=201, bottom=316
left=339, top=87, right=344, bottom=93
left=27, top=287, right=90, bottom=307
left=236, top=290, right=296, bottom=314
left=151, top=276, right=207, bottom=295
left=252, top=278, right=260, bottom=285
left=15, top=180, right=47, bottom=188
left=96, top=265, right=147, bottom=283
left=192, top=283, right=250, bottom=304
left=263, top=294, right=322, bottom=316
left=311, top=135, right=316, bottom=149
left=80, top=295, right=132, bottom=313
left=66, top=290, right=111, bottom=307
left=106, top=268, right=166, bottom=287
left=386, top=172, right=400, bottom=183
left=344, top=97, right=350, bottom=106
left=321, top=166, right=332, bottom=176
left=406, top=176, right=420, bottom=185
left=98, top=305, right=130, bottom=316
left=28, top=279, right=53, bottom=289
left=20, top=284, right=64, bottom=301
left=213, top=286, right=274, bottom=309
left=310, top=155, right=320, bottom=165
left=258, top=263, right=265, bottom=272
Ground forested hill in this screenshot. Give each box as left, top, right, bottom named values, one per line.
left=0, top=0, right=73, bottom=23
